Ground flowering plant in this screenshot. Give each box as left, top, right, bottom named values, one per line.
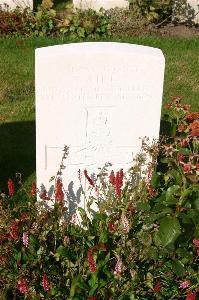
left=0, top=98, right=198, bottom=299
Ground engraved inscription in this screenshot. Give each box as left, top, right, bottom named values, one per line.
left=85, top=107, right=113, bottom=153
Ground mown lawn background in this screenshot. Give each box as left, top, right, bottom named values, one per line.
left=0, top=36, right=199, bottom=190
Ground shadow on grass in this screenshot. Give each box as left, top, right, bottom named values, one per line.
left=0, top=121, right=36, bottom=191
left=0, top=118, right=169, bottom=192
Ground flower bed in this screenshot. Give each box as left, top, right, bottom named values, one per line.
left=0, top=0, right=198, bottom=39
left=0, top=98, right=199, bottom=299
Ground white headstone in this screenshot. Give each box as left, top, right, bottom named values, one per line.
left=73, top=0, right=129, bottom=11
left=173, top=0, right=199, bottom=24
left=35, top=42, right=165, bottom=210
left=187, top=0, right=199, bottom=23
left=0, top=0, right=33, bottom=10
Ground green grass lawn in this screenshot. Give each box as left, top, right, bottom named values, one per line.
left=0, top=36, right=199, bottom=189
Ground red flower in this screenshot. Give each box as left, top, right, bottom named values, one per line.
left=183, top=104, right=191, bottom=111
left=10, top=220, right=19, bottom=239
left=180, top=139, right=189, bottom=147
left=8, top=178, right=14, bottom=196
left=109, top=170, right=116, bottom=185
left=109, top=169, right=124, bottom=198
left=165, top=103, right=172, bottom=109
left=17, top=278, right=28, bottom=294
left=178, top=124, right=186, bottom=132
left=42, top=273, right=50, bottom=292
left=196, top=163, right=199, bottom=170
left=39, top=189, right=49, bottom=200
left=115, top=169, right=124, bottom=198
left=31, top=182, right=37, bottom=197
left=84, top=170, right=94, bottom=187
left=153, top=281, right=161, bottom=292
left=55, top=178, right=64, bottom=202
left=127, top=202, right=135, bottom=213
left=20, top=212, right=28, bottom=222
left=183, top=164, right=191, bottom=173
left=186, top=112, right=199, bottom=121
left=147, top=185, right=156, bottom=197
left=87, top=249, right=96, bottom=273
left=193, top=239, right=199, bottom=247
left=189, top=130, right=199, bottom=137
left=186, top=291, right=196, bottom=300
left=188, top=120, right=199, bottom=131
left=108, top=221, right=117, bottom=233
left=177, top=153, right=185, bottom=162
left=88, top=297, right=97, bottom=300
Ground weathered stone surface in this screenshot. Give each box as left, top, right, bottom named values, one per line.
left=0, top=0, right=33, bottom=10
left=73, top=0, right=129, bottom=11
left=35, top=42, right=165, bottom=209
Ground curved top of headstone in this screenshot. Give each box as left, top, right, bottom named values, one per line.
left=36, top=42, right=165, bottom=60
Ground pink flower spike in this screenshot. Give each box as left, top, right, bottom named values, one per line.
left=180, top=280, right=190, bottom=289
left=114, top=256, right=122, bottom=276
left=109, top=170, right=115, bottom=185
left=193, top=239, right=199, bottom=248
left=10, top=220, right=19, bottom=239
left=8, top=179, right=14, bottom=196
left=54, top=178, right=64, bottom=202
left=121, top=214, right=129, bottom=233
left=42, top=273, right=50, bottom=292
left=31, top=182, right=37, bottom=197
left=17, top=278, right=28, bottom=294
left=22, top=232, right=29, bottom=248
left=84, top=170, right=94, bottom=187
left=87, top=249, right=96, bottom=273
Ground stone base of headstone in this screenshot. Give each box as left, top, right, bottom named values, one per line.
left=0, top=0, right=33, bottom=10
left=73, top=0, right=129, bottom=11
left=173, top=0, right=199, bottom=24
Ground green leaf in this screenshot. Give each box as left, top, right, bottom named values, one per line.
left=70, top=277, right=77, bottom=297
left=172, top=260, right=185, bottom=277
left=146, top=246, right=158, bottom=260
left=187, top=210, right=199, bottom=225
left=56, top=245, right=68, bottom=257
left=194, top=224, right=199, bottom=238
left=178, top=148, right=190, bottom=155
left=151, top=172, right=161, bottom=188
left=165, top=185, right=180, bottom=205
left=194, top=196, right=199, bottom=210
left=136, top=202, right=151, bottom=212
left=155, top=216, right=181, bottom=247
left=77, top=27, right=85, bottom=37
